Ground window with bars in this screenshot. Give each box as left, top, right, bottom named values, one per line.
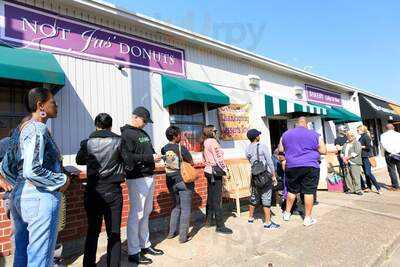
left=169, top=101, right=205, bottom=152
left=0, top=87, right=29, bottom=139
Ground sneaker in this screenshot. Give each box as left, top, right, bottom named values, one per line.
left=377, top=190, right=383, bottom=195
left=248, top=217, right=255, bottom=223
left=355, top=192, right=363, bottom=196
left=264, top=221, right=280, bottom=229
left=282, top=211, right=291, bottom=221
left=303, top=217, right=317, bottom=227
left=216, top=226, right=233, bottom=234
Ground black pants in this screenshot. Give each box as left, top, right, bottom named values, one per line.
left=166, top=175, right=194, bottom=242
left=205, top=173, right=224, bottom=228
left=386, top=154, right=400, bottom=188
left=83, top=185, right=123, bottom=267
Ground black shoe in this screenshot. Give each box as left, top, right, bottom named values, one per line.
left=204, top=217, right=216, bottom=228
left=167, top=233, right=177, bottom=239
left=179, top=236, right=192, bottom=244
left=128, top=253, right=153, bottom=265
left=355, top=192, right=363, bottom=195
left=142, top=246, right=164, bottom=256
left=313, top=201, right=319, bottom=205
left=216, top=226, right=233, bottom=234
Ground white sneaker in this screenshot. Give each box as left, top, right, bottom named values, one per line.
left=303, top=217, right=317, bottom=227
left=282, top=211, right=291, bottom=221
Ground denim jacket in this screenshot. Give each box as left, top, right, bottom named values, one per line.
left=19, top=120, right=67, bottom=191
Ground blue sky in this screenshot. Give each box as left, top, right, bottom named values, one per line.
left=112, top=0, right=400, bottom=103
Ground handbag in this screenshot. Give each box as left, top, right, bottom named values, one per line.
left=390, top=153, right=400, bottom=161
left=251, top=144, right=272, bottom=188
left=210, top=145, right=226, bottom=177
left=368, top=156, right=377, bottom=168
left=179, top=144, right=198, bottom=183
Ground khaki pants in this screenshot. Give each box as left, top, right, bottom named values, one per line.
left=345, top=164, right=362, bottom=193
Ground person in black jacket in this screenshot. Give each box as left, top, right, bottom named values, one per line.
left=120, top=106, right=163, bottom=265
left=76, top=113, right=125, bottom=267
left=357, top=125, right=382, bottom=194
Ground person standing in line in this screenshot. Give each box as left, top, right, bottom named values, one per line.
left=76, top=113, right=125, bottom=267
left=161, top=126, right=194, bottom=243
left=335, top=125, right=349, bottom=192
left=380, top=123, right=400, bottom=190
left=335, top=125, right=349, bottom=181
left=357, top=125, right=382, bottom=194
left=202, top=125, right=233, bottom=234
left=0, top=136, right=13, bottom=219
left=245, top=129, right=280, bottom=229
left=120, top=106, right=164, bottom=265
left=10, top=88, right=70, bottom=266
left=342, top=132, right=363, bottom=195
left=279, top=117, right=327, bottom=227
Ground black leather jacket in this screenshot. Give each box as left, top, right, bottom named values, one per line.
left=76, top=130, right=124, bottom=189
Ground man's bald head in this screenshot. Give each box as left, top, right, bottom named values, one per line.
left=297, top=116, right=308, bottom=128
left=386, top=123, right=395, bottom=131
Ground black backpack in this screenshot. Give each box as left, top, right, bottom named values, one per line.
left=251, top=144, right=272, bottom=188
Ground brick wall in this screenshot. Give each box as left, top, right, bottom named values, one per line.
left=0, top=165, right=208, bottom=257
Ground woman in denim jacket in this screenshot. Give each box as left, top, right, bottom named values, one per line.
left=11, top=88, right=70, bottom=267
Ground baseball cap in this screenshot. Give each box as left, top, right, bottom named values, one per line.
left=247, top=129, right=261, bottom=140
left=132, top=106, right=153, bottom=123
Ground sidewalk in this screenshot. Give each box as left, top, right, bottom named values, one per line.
left=62, top=168, right=400, bottom=266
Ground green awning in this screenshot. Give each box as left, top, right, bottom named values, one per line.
left=264, top=95, right=327, bottom=117
left=313, top=103, right=362, bottom=123
left=161, top=75, right=230, bottom=107
left=331, top=107, right=362, bottom=124
left=0, top=45, right=65, bottom=86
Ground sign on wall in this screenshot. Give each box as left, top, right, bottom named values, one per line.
left=218, top=104, right=250, bottom=141
left=305, top=84, right=342, bottom=107
left=0, top=1, right=186, bottom=76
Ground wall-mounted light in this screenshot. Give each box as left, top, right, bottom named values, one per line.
left=114, top=64, right=125, bottom=71
left=248, top=74, right=260, bottom=90
left=294, top=86, right=304, bottom=100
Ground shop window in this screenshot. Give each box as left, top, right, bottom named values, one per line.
left=0, top=87, right=29, bottom=139
left=169, top=102, right=205, bottom=152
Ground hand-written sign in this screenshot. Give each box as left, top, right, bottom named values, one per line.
left=0, top=2, right=186, bottom=76
left=218, top=104, right=250, bottom=141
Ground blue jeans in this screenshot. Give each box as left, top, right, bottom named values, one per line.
left=362, top=157, right=381, bottom=191
left=11, top=180, right=60, bottom=267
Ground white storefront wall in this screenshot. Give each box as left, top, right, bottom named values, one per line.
left=12, top=1, right=362, bottom=171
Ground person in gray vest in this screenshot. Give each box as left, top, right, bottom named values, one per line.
left=342, top=132, right=363, bottom=195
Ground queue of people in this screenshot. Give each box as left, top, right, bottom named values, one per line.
left=0, top=87, right=399, bottom=266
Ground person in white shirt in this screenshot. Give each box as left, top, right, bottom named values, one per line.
left=380, top=124, right=400, bottom=190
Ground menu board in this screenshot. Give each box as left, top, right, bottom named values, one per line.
left=218, top=104, right=250, bottom=141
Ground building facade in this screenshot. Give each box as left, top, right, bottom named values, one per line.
left=0, top=0, right=398, bottom=257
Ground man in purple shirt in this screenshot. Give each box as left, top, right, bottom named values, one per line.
left=279, top=117, right=327, bottom=226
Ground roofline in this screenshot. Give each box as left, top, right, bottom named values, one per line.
left=67, top=0, right=396, bottom=104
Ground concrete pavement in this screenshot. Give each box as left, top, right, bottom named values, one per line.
left=61, top=168, right=400, bottom=267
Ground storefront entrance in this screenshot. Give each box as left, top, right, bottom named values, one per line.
left=269, top=119, right=287, bottom=152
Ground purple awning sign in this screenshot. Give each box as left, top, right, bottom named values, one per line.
left=0, top=2, right=186, bottom=76
left=305, top=84, right=342, bottom=107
